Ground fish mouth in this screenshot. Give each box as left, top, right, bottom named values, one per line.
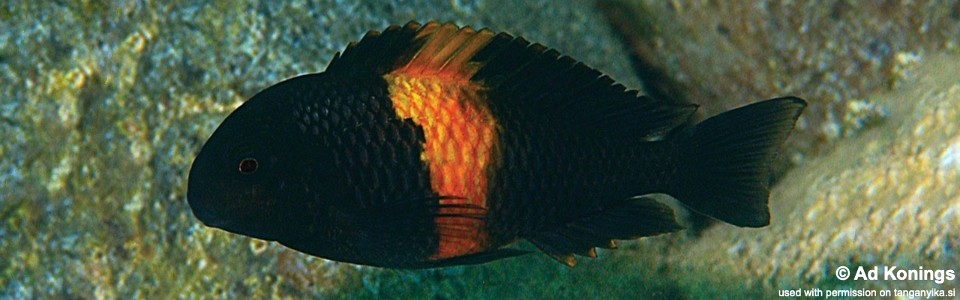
left=190, top=206, right=227, bottom=227
left=186, top=183, right=233, bottom=229
left=189, top=203, right=276, bottom=241
left=186, top=163, right=232, bottom=228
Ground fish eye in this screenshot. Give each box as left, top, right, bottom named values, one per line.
left=238, top=157, right=258, bottom=174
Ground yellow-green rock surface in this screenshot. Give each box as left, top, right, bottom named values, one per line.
left=2, top=1, right=958, bottom=299
left=0, top=1, right=640, bottom=298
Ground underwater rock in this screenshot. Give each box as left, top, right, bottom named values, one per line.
left=5, top=0, right=959, bottom=298
left=600, top=0, right=960, bottom=164
left=0, top=1, right=638, bottom=298
left=671, top=53, right=960, bottom=297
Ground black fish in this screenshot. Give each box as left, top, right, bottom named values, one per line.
left=187, top=21, right=806, bottom=268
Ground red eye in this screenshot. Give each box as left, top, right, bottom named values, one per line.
left=238, top=158, right=258, bottom=174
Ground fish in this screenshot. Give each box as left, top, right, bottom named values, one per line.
left=187, top=21, right=806, bottom=268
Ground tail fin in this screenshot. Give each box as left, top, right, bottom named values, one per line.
left=672, top=97, right=806, bottom=227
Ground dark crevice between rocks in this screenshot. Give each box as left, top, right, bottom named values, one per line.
left=596, top=0, right=693, bottom=109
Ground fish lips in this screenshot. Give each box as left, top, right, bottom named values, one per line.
left=186, top=155, right=238, bottom=230
left=186, top=162, right=229, bottom=227
left=187, top=185, right=275, bottom=241
left=187, top=165, right=279, bottom=241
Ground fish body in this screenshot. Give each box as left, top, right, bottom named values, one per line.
left=187, top=21, right=806, bottom=268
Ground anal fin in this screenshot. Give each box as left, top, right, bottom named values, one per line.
left=525, top=196, right=683, bottom=267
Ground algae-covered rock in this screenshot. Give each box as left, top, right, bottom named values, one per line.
left=0, top=1, right=639, bottom=298
left=4, top=0, right=959, bottom=299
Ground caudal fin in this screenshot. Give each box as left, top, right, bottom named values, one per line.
left=673, top=97, right=806, bottom=227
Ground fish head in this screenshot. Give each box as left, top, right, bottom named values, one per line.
left=187, top=80, right=320, bottom=242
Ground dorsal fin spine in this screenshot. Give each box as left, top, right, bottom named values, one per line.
left=393, top=22, right=495, bottom=82
left=438, top=29, right=494, bottom=77
left=427, top=25, right=472, bottom=71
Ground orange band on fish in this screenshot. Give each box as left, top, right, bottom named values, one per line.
left=385, top=24, right=498, bottom=259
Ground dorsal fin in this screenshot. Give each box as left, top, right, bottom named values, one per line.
left=325, top=21, right=696, bottom=138
left=466, top=31, right=697, bottom=138
left=325, top=22, right=420, bottom=77
left=325, top=21, right=495, bottom=81
left=391, top=22, right=496, bottom=81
